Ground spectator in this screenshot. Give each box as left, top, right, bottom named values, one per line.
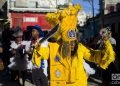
left=0, top=42, right=4, bottom=71
left=2, top=27, right=12, bottom=70
left=8, top=26, right=31, bottom=86
left=30, top=25, right=48, bottom=86
left=97, top=27, right=117, bottom=86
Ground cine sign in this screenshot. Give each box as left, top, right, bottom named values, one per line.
left=23, top=17, right=38, bottom=22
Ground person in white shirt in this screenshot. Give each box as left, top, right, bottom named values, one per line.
left=8, top=26, right=31, bottom=86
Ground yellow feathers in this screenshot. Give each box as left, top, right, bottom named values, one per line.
left=100, top=40, right=115, bottom=69
left=46, top=12, right=60, bottom=26
left=46, top=4, right=82, bottom=42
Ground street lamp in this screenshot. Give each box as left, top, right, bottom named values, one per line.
left=83, top=0, right=96, bottom=36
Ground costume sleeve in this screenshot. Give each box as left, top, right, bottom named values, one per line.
left=32, top=41, right=49, bottom=67
left=35, top=41, right=49, bottom=60
left=82, top=40, right=115, bottom=70
left=32, top=41, right=49, bottom=59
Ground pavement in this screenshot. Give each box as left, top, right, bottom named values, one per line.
left=0, top=70, right=33, bottom=86
left=88, top=77, right=102, bottom=86
left=0, top=70, right=102, bottom=86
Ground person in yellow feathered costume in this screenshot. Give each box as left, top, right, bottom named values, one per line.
left=33, top=4, right=115, bottom=86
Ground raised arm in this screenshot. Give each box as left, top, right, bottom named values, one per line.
left=33, top=41, right=49, bottom=60
left=80, top=40, right=115, bottom=70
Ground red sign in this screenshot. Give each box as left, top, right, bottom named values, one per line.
left=11, top=13, right=51, bottom=31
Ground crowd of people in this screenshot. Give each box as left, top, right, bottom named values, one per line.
left=0, top=4, right=119, bottom=86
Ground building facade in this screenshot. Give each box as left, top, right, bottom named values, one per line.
left=8, top=0, right=71, bottom=12
left=98, top=0, right=120, bottom=34
left=7, top=0, right=72, bottom=31
left=0, top=0, right=7, bottom=35
left=104, top=0, right=120, bottom=14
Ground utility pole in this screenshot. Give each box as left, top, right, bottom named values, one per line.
left=99, top=0, right=105, bottom=28
left=83, top=0, right=96, bottom=36
left=91, top=0, right=96, bottom=36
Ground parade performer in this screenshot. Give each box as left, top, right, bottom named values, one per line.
left=33, top=4, right=115, bottom=86
left=30, top=25, right=48, bottom=86
left=98, top=27, right=117, bottom=86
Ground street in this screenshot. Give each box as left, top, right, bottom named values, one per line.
left=0, top=70, right=33, bottom=86
left=0, top=70, right=102, bottom=86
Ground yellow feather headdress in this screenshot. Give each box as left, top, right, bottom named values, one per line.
left=46, top=4, right=82, bottom=42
